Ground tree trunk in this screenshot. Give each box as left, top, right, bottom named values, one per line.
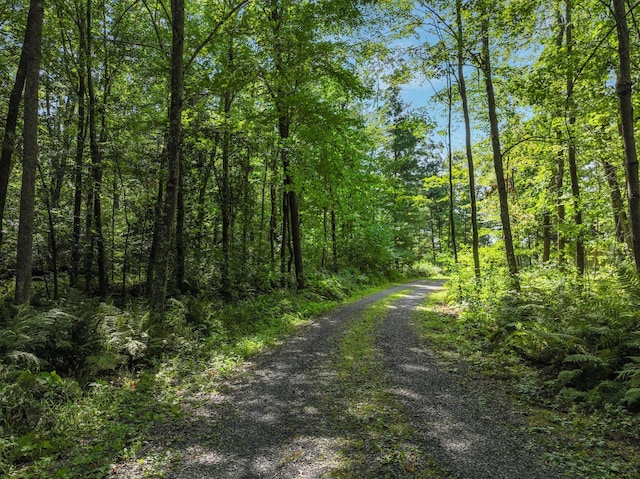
left=446, top=75, right=458, bottom=263
left=280, top=185, right=289, bottom=287
left=71, top=6, right=87, bottom=286
left=542, top=212, right=551, bottom=262
left=221, top=90, right=233, bottom=299
left=554, top=8, right=567, bottom=266
left=0, top=16, right=29, bottom=250
left=331, top=205, right=338, bottom=272
left=270, top=181, right=278, bottom=279
left=602, top=158, right=631, bottom=248
left=612, top=0, right=640, bottom=275
left=175, top=150, right=186, bottom=292
left=480, top=18, right=519, bottom=282
left=278, top=116, right=304, bottom=289
left=556, top=138, right=566, bottom=265
left=455, top=0, right=479, bottom=277
left=146, top=181, right=163, bottom=294
left=565, top=0, right=585, bottom=275
left=193, top=144, right=216, bottom=264
left=15, top=0, right=44, bottom=304
left=150, top=0, right=184, bottom=315
left=86, top=0, right=107, bottom=297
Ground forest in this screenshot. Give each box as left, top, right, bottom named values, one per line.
left=2, top=0, right=640, bottom=476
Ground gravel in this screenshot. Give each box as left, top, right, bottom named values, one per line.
left=377, top=281, right=563, bottom=479
left=112, top=280, right=563, bottom=478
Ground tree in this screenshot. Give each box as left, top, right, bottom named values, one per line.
left=564, top=0, right=585, bottom=274
left=0, top=18, right=28, bottom=251
left=15, top=0, right=45, bottom=304
left=455, top=0, right=480, bottom=277
left=612, top=0, right=640, bottom=275
left=479, top=7, right=519, bottom=281
left=149, top=0, right=184, bottom=315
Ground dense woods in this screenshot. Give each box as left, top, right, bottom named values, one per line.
left=2, top=0, right=640, bottom=475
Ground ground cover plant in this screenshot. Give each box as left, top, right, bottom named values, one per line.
left=417, top=253, right=640, bottom=478
left=0, top=271, right=396, bottom=478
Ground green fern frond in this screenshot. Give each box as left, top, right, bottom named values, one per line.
left=617, top=359, right=640, bottom=382
left=85, top=352, right=125, bottom=372
left=564, top=353, right=604, bottom=366
left=6, top=350, right=41, bottom=367
left=556, top=368, right=582, bottom=385
left=622, top=388, right=640, bottom=406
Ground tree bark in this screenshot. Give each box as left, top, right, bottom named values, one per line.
left=553, top=8, right=567, bottom=266
left=480, top=18, right=519, bottom=283
left=455, top=0, right=479, bottom=277
left=15, top=0, right=44, bottom=304
left=175, top=150, right=186, bottom=292
left=277, top=115, right=304, bottom=289
left=446, top=75, right=458, bottom=263
left=565, top=0, right=585, bottom=275
left=0, top=13, right=31, bottom=250
left=150, top=0, right=184, bottom=315
left=612, top=0, right=640, bottom=275
left=542, top=212, right=551, bottom=262
left=602, top=158, right=631, bottom=248
left=71, top=35, right=86, bottom=286
left=221, top=89, right=233, bottom=299
left=556, top=136, right=566, bottom=265
left=86, top=0, right=107, bottom=297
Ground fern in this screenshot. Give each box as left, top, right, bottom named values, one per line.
left=617, top=358, right=640, bottom=383
left=622, top=388, right=640, bottom=406
left=556, top=368, right=583, bottom=386
left=564, top=353, right=605, bottom=366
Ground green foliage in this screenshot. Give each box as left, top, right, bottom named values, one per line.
left=416, top=283, right=640, bottom=479
left=0, top=272, right=400, bottom=476
left=450, top=255, right=640, bottom=411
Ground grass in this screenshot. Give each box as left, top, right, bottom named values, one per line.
left=326, top=291, right=449, bottom=478
left=413, top=289, right=640, bottom=479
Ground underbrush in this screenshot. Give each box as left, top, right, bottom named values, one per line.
left=416, top=286, right=640, bottom=479
left=0, top=270, right=398, bottom=478
left=449, top=257, right=640, bottom=412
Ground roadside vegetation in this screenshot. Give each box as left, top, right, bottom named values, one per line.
left=0, top=271, right=403, bottom=478
left=415, top=251, right=640, bottom=479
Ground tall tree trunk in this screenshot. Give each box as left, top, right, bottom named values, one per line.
left=542, top=212, right=551, bottom=262
left=556, top=137, right=566, bottom=265
left=554, top=8, right=567, bottom=266
left=612, top=0, right=640, bottom=275
left=146, top=181, right=163, bottom=294
left=480, top=18, right=519, bottom=282
left=0, top=16, right=29, bottom=250
left=175, top=150, right=186, bottom=292
left=150, top=0, right=184, bottom=315
left=280, top=186, right=289, bottom=287
left=455, top=0, right=479, bottom=277
left=602, top=158, right=631, bottom=248
left=193, top=144, right=216, bottom=263
left=278, top=116, right=304, bottom=289
left=446, top=74, right=458, bottom=263
left=221, top=90, right=233, bottom=299
left=86, top=0, right=107, bottom=297
left=270, top=181, right=278, bottom=279
left=270, top=4, right=304, bottom=290
left=565, top=0, right=585, bottom=275
left=15, top=0, right=44, bottom=304
left=321, top=206, right=327, bottom=270
left=71, top=5, right=87, bottom=286
left=330, top=192, right=338, bottom=272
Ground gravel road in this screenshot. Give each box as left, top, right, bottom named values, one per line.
left=114, top=280, right=562, bottom=478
